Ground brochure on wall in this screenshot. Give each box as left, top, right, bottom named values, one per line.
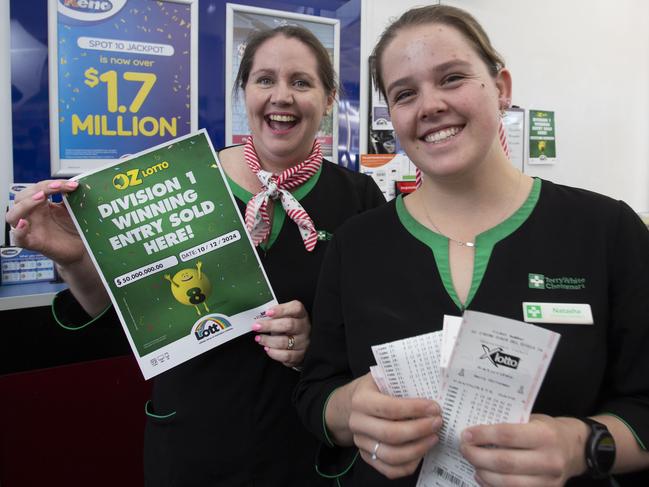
left=48, top=0, right=198, bottom=176
left=360, top=154, right=417, bottom=201
left=503, top=108, right=525, bottom=171
left=370, top=76, right=393, bottom=131
left=370, top=311, right=560, bottom=487
left=528, top=109, right=557, bottom=165
left=64, top=130, right=276, bottom=379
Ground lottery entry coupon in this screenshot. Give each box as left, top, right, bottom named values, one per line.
left=64, top=130, right=276, bottom=379
left=418, top=311, right=560, bottom=487
left=369, top=312, right=559, bottom=487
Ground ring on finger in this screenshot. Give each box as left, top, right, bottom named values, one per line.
left=287, top=335, right=295, bottom=350
left=371, top=441, right=381, bottom=461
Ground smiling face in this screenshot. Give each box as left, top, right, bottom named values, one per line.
left=178, top=270, right=196, bottom=283
left=169, top=268, right=211, bottom=306
left=380, top=23, right=511, bottom=179
left=243, top=35, right=334, bottom=172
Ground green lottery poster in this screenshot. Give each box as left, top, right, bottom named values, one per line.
left=528, top=110, right=557, bottom=164
left=65, top=130, right=276, bottom=379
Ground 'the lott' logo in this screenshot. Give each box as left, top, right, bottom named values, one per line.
left=480, top=345, right=520, bottom=369
left=193, top=315, right=232, bottom=342
left=528, top=273, right=586, bottom=290
left=58, top=0, right=127, bottom=22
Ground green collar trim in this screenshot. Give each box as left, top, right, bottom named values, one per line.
left=316, top=449, right=359, bottom=480
left=396, top=177, right=541, bottom=310
left=225, top=164, right=323, bottom=250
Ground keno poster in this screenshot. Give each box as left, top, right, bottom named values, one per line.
left=48, top=0, right=198, bottom=176
left=64, top=130, right=276, bottom=379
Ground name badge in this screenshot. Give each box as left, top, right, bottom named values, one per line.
left=522, top=302, right=593, bottom=325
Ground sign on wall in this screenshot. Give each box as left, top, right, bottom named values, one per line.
left=225, top=3, right=339, bottom=162
left=48, top=0, right=198, bottom=176
left=503, top=107, right=525, bottom=171
left=528, top=109, right=557, bottom=165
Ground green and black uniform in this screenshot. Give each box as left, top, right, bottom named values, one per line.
left=55, top=158, right=385, bottom=487
left=295, top=178, right=649, bottom=486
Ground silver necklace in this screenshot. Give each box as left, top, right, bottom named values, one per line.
left=423, top=203, right=476, bottom=247
left=420, top=171, right=523, bottom=249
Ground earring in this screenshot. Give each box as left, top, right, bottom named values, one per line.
left=499, top=97, right=511, bottom=117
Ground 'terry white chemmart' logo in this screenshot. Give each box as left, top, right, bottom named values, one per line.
left=528, top=273, right=586, bottom=290
left=525, top=304, right=543, bottom=320
left=528, top=273, right=545, bottom=289
left=58, top=0, right=127, bottom=22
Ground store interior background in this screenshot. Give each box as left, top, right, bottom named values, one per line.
left=1, top=1, right=648, bottom=486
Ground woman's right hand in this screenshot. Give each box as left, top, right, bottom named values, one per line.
left=6, top=180, right=109, bottom=315
left=6, top=180, right=85, bottom=265
left=327, top=373, right=443, bottom=480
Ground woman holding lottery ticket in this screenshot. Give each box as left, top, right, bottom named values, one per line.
left=295, top=5, right=649, bottom=486
left=6, top=26, right=384, bottom=486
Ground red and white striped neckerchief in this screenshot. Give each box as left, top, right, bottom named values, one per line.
left=415, top=118, right=510, bottom=188
left=243, top=137, right=322, bottom=252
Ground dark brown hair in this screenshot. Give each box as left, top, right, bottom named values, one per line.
left=371, top=5, right=505, bottom=101
left=234, top=25, right=338, bottom=98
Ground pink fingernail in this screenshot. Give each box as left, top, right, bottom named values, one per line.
left=254, top=335, right=261, bottom=343
left=252, top=323, right=262, bottom=331
left=264, top=346, right=270, bottom=352
left=265, top=309, right=275, bottom=317
left=16, top=219, right=27, bottom=230
left=66, top=181, right=79, bottom=189
left=48, top=182, right=62, bottom=190
left=32, top=191, right=45, bottom=201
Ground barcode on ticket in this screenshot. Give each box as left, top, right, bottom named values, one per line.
left=433, top=466, right=471, bottom=487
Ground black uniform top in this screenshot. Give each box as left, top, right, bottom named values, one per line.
left=54, top=158, right=385, bottom=487
left=295, top=178, right=649, bottom=486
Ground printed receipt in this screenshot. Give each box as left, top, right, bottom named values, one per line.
left=370, top=311, right=560, bottom=487
left=371, top=331, right=444, bottom=399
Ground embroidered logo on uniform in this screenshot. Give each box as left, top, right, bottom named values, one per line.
left=528, top=274, right=545, bottom=289
left=525, top=304, right=543, bottom=320
left=528, top=273, right=586, bottom=290
left=480, top=345, right=520, bottom=369
left=317, top=230, right=332, bottom=241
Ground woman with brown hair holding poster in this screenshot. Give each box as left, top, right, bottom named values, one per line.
left=7, top=25, right=384, bottom=486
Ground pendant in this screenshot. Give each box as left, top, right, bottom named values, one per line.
left=457, top=240, right=475, bottom=248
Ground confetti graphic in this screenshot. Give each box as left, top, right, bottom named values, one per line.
left=54, top=0, right=194, bottom=172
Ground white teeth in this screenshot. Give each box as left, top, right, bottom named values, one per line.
left=268, top=114, right=297, bottom=122
left=424, top=126, right=461, bottom=143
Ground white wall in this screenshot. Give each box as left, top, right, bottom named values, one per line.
left=1, top=2, right=14, bottom=245
left=361, top=0, right=649, bottom=212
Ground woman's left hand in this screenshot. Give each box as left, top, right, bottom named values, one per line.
left=252, top=300, right=310, bottom=368
left=460, top=414, right=588, bottom=487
